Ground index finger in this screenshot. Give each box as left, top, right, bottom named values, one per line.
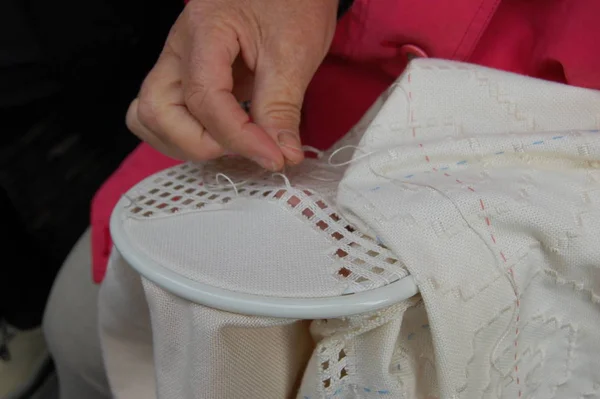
left=182, top=26, right=284, bottom=171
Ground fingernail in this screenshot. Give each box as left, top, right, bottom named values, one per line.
left=277, top=130, right=302, bottom=154
left=252, top=156, right=278, bottom=171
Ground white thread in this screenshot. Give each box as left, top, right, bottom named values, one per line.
left=272, top=172, right=292, bottom=188
left=208, top=173, right=240, bottom=196
left=305, top=172, right=338, bottom=182
left=302, top=145, right=325, bottom=159
left=328, top=145, right=375, bottom=167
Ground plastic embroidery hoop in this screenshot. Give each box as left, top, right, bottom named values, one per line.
left=110, top=196, right=419, bottom=320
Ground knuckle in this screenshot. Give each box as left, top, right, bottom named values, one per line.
left=184, top=86, right=209, bottom=116
left=262, top=100, right=302, bottom=125
left=136, top=98, right=158, bottom=128
left=125, top=102, right=138, bottom=132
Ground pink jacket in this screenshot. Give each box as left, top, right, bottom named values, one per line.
left=91, top=0, right=600, bottom=282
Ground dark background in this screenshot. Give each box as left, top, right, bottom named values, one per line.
left=0, top=0, right=181, bottom=326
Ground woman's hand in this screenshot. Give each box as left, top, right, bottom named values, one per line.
left=126, top=0, right=339, bottom=170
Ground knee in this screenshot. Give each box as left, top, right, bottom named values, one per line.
left=42, top=229, right=109, bottom=394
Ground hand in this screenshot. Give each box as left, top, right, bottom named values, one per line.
left=126, top=0, right=339, bottom=171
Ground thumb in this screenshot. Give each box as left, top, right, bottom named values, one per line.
left=251, top=64, right=308, bottom=165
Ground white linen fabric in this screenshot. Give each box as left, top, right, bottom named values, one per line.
left=100, top=59, right=600, bottom=399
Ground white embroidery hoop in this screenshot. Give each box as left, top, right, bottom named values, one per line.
left=110, top=195, right=419, bottom=319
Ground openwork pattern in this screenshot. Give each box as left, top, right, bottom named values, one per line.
left=123, top=156, right=408, bottom=293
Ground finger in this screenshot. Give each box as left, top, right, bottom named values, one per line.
left=133, top=52, right=225, bottom=161
left=183, top=25, right=284, bottom=171
left=251, top=56, right=308, bottom=165
left=126, top=99, right=188, bottom=160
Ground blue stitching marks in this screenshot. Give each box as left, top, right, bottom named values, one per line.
left=302, top=385, right=392, bottom=398
left=363, top=387, right=389, bottom=394
left=373, top=134, right=593, bottom=187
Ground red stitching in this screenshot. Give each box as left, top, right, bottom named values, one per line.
left=509, top=268, right=521, bottom=398
left=405, top=70, right=521, bottom=397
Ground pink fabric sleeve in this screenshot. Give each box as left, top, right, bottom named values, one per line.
left=91, top=143, right=180, bottom=282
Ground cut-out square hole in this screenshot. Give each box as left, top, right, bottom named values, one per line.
left=323, top=379, right=331, bottom=388
left=143, top=211, right=153, bottom=217
left=371, top=266, right=385, bottom=274
left=136, top=195, right=146, bottom=201
left=356, top=276, right=368, bottom=283
left=303, top=190, right=313, bottom=196
left=163, top=181, right=173, bottom=187
left=167, top=171, right=177, bottom=176
left=340, top=368, right=348, bottom=379
left=176, top=175, right=186, bottom=180
left=321, top=361, right=329, bottom=370
left=316, top=221, right=328, bottom=230
left=352, top=258, right=365, bottom=265
left=182, top=199, right=194, bottom=205
left=338, top=349, right=346, bottom=360
left=345, top=225, right=356, bottom=233
left=287, top=196, right=300, bottom=207
left=385, top=258, right=398, bottom=264
left=367, top=250, right=379, bottom=257
left=174, top=184, right=184, bottom=190
left=131, top=207, right=142, bottom=214
left=186, top=178, right=197, bottom=183
left=336, top=249, right=348, bottom=258
left=149, top=189, right=160, bottom=194
left=222, top=197, right=232, bottom=203
left=160, top=192, right=170, bottom=198
left=208, top=194, right=219, bottom=200
left=157, top=203, right=168, bottom=209
left=171, top=196, right=182, bottom=202
left=196, top=202, right=205, bottom=208
left=274, top=189, right=286, bottom=199
left=338, top=267, right=351, bottom=277
left=145, top=199, right=156, bottom=206
left=302, top=208, right=314, bottom=219
left=249, top=190, right=259, bottom=196
left=332, top=232, right=344, bottom=241
left=331, top=213, right=341, bottom=222
left=197, top=191, right=207, bottom=197
left=185, top=188, right=195, bottom=194
left=316, top=200, right=327, bottom=209
left=262, top=190, right=272, bottom=197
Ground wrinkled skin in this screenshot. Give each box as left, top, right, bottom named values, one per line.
left=126, top=0, right=339, bottom=171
